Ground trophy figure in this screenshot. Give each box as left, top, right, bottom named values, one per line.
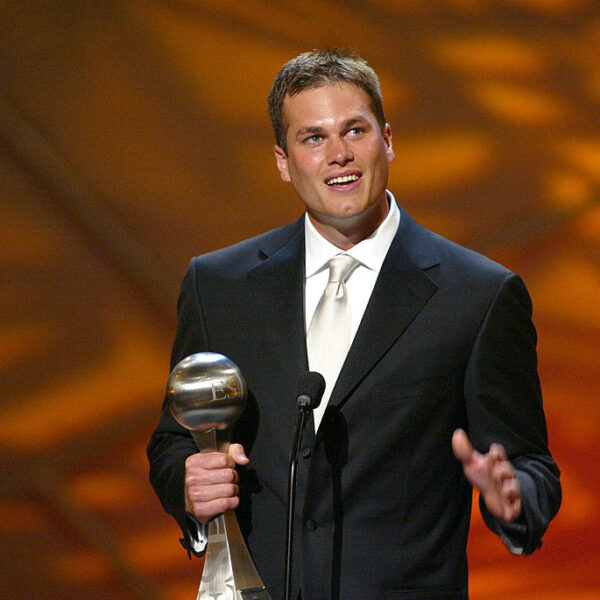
left=167, top=352, right=272, bottom=600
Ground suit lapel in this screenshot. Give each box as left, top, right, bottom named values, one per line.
left=245, top=210, right=440, bottom=426
left=330, top=213, right=440, bottom=406
left=247, top=219, right=308, bottom=384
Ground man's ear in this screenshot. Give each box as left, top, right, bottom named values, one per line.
left=274, top=145, right=291, bottom=182
left=384, top=123, right=394, bottom=164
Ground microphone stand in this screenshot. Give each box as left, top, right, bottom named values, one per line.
left=284, top=396, right=311, bottom=600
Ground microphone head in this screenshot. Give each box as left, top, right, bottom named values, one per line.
left=296, top=371, right=326, bottom=410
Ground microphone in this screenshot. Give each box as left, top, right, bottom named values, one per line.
left=285, top=371, right=326, bottom=600
left=296, top=370, right=325, bottom=411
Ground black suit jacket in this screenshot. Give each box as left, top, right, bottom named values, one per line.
left=148, top=207, right=561, bottom=600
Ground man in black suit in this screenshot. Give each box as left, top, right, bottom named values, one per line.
left=148, top=50, right=561, bottom=600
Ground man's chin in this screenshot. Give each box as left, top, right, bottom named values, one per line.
left=311, top=206, right=385, bottom=239
left=309, top=209, right=364, bottom=229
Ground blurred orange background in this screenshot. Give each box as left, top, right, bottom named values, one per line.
left=1, top=1, right=599, bottom=599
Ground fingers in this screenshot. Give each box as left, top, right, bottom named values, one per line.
left=229, top=443, right=250, bottom=466
left=451, top=429, right=476, bottom=465
left=500, top=476, right=522, bottom=521
left=452, top=433, right=522, bottom=521
left=186, top=452, right=240, bottom=484
left=488, top=442, right=508, bottom=463
left=187, top=450, right=237, bottom=471
left=185, top=446, right=248, bottom=524
left=186, top=494, right=241, bottom=523
left=476, top=442, right=522, bottom=522
left=489, top=448, right=522, bottom=521
left=489, top=446, right=515, bottom=499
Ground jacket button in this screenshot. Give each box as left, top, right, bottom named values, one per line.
left=305, top=519, right=318, bottom=531
left=301, top=445, right=311, bottom=458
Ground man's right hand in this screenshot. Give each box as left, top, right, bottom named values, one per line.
left=184, top=443, right=249, bottom=524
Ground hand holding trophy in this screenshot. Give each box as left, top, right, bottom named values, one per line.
left=167, top=352, right=271, bottom=600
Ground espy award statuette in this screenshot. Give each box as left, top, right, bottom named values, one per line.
left=167, top=352, right=271, bottom=600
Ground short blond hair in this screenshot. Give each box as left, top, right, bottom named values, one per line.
left=268, top=49, right=386, bottom=153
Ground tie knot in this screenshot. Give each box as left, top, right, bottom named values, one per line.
left=328, top=254, right=359, bottom=284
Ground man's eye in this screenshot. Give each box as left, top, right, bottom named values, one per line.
left=348, top=127, right=363, bottom=135
left=306, top=135, right=322, bottom=143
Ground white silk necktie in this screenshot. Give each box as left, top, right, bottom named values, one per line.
left=307, top=254, right=360, bottom=429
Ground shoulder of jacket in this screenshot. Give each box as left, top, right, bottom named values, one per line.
left=403, top=210, right=512, bottom=276
left=188, top=219, right=303, bottom=276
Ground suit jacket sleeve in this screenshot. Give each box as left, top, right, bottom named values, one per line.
left=147, top=260, right=209, bottom=555
left=464, top=272, right=561, bottom=554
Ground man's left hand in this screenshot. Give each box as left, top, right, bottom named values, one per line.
left=452, top=428, right=522, bottom=522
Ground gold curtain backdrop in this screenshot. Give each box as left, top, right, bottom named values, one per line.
left=1, top=1, right=599, bottom=599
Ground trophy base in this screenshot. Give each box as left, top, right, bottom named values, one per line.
left=196, top=511, right=272, bottom=600
left=239, top=588, right=271, bottom=600
left=196, top=586, right=270, bottom=600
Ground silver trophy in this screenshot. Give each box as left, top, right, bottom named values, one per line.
left=167, top=352, right=271, bottom=600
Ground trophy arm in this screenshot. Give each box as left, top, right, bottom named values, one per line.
left=190, top=429, right=232, bottom=454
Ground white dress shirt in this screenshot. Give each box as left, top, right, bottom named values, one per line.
left=304, top=192, right=400, bottom=427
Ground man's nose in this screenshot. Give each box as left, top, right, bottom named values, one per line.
left=327, top=136, right=353, bottom=165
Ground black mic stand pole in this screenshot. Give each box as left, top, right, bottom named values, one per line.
left=284, top=397, right=311, bottom=600
left=285, top=371, right=325, bottom=600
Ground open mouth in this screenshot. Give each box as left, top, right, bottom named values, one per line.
left=325, top=174, right=360, bottom=186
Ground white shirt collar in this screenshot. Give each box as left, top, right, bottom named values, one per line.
left=305, top=191, right=400, bottom=278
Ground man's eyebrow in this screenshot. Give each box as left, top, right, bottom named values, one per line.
left=295, top=117, right=370, bottom=138
left=295, top=126, right=325, bottom=137
left=343, top=116, right=369, bottom=128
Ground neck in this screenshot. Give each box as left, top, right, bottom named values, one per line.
left=307, top=197, right=389, bottom=250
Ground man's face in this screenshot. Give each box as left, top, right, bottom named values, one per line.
left=274, top=82, right=394, bottom=244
